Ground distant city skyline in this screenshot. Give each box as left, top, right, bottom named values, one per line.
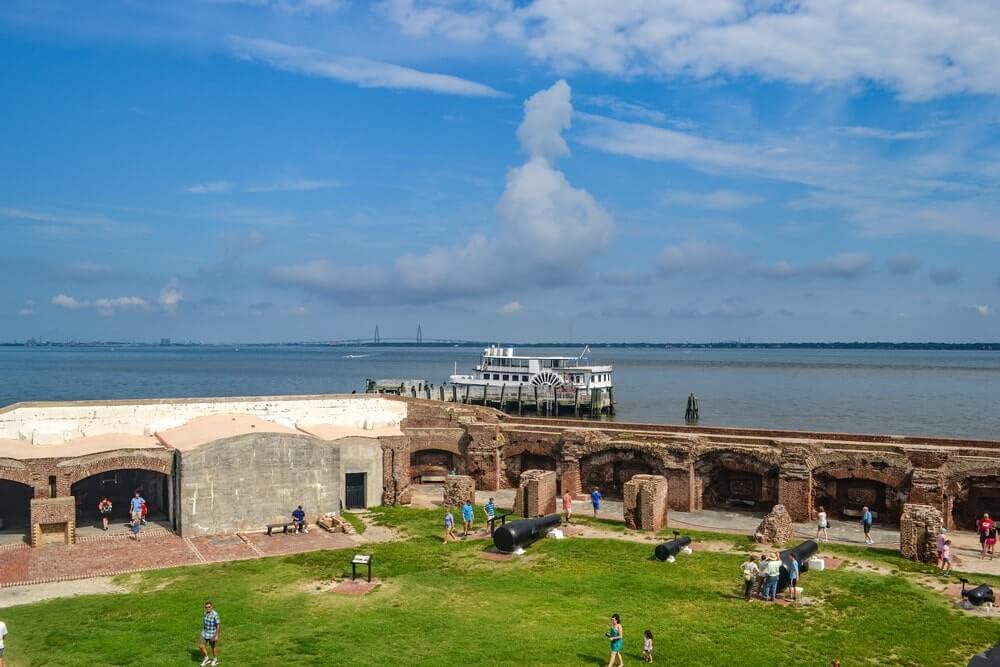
left=1, top=1, right=999, bottom=343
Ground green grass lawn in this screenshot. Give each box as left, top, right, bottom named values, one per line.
left=2, top=506, right=997, bottom=666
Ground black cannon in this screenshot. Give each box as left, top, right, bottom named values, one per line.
left=961, top=578, right=996, bottom=606
left=492, top=514, right=561, bottom=553
left=776, top=539, right=819, bottom=592
left=970, top=639, right=1000, bottom=666
left=654, top=535, right=692, bottom=561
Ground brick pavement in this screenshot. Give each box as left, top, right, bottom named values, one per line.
left=0, top=529, right=366, bottom=588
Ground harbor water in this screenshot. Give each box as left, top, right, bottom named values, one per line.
left=1, top=345, right=998, bottom=440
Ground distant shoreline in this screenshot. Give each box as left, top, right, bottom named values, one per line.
left=2, top=341, right=997, bottom=351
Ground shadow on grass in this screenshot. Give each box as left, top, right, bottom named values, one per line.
left=188, top=649, right=205, bottom=663
left=576, top=652, right=609, bottom=664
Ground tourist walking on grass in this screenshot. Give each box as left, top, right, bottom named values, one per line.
left=643, top=629, right=653, bottom=663
left=98, top=496, right=113, bottom=531
left=443, top=508, right=456, bottom=543
left=199, top=600, right=221, bottom=666
left=763, top=552, right=782, bottom=601
left=591, top=488, right=603, bottom=517
left=786, top=555, right=800, bottom=601
left=0, top=618, right=8, bottom=667
left=977, top=513, right=995, bottom=559
left=861, top=506, right=874, bottom=545
left=461, top=499, right=474, bottom=537
left=816, top=506, right=829, bottom=542
left=605, top=613, right=624, bottom=667
left=740, top=555, right=759, bottom=601
left=563, top=491, right=574, bottom=524
left=484, top=497, right=496, bottom=531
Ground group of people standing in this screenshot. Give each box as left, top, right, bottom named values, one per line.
left=95, top=490, right=147, bottom=539
left=740, top=552, right=801, bottom=602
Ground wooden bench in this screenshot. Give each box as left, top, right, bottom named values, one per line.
left=266, top=522, right=294, bottom=536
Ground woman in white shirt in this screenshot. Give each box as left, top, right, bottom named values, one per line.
left=816, top=506, right=829, bottom=542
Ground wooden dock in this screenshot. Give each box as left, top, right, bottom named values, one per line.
left=365, top=379, right=615, bottom=418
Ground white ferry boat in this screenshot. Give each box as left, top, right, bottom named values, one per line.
left=450, top=345, right=613, bottom=390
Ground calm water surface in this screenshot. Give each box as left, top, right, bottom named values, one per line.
left=1, top=346, right=997, bottom=440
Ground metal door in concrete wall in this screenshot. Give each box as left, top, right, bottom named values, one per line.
left=346, top=472, right=367, bottom=509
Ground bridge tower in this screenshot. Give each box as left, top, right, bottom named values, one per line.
left=374, top=325, right=380, bottom=345
left=417, top=324, right=423, bottom=345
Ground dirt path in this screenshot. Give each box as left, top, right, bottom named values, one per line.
left=0, top=576, right=128, bottom=608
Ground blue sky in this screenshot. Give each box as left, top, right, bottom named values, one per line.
left=1, top=0, right=998, bottom=343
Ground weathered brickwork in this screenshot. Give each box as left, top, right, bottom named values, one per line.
left=899, top=503, right=944, bottom=562
left=443, top=474, right=476, bottom=509
left=30, top=497, right=75, bottom=546
left=622, top=474, right=668, bottom=531
left=513, top=469, right=557, bottom=517
left=754, top=504, right=795, bottom=545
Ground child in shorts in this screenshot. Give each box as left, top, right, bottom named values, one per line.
left=643, top=629, right=654, bottom=663
left=940, top=539, right=952, bottom=574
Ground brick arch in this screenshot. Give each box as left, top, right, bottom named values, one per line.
left=501, top=438, right=561, bottom=488
left=811, top=453, right=912, bottom=521
left=693, top=448, right=780, bottom=511
left=576, top=442, right=680, bottom=499
left=0, top=460, right=34, bottom=487
left=811, top=453, right=912, bottom=489
left=60, top=453, right=173, bottom=488
left=942, top=465, right=1000, bottom=529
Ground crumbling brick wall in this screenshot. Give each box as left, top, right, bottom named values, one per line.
left=513, top=469, right=557, bottom=517
left=623, top=474, right=668, bottom=531
left=30, top=496, right=75, bottom=546
left=899, top=503, right=943, bottom=562
left=754, top=504, right=794, bottom=544
left=443, top=474, right=475, bottom=509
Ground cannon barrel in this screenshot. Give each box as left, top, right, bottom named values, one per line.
left=654, top=535, right=692, bottom=561
left=493, top=514, right=562, bottom=553
left=962, top=583, right=995, bottom=606
left=776, top=539, right=818, bottom=592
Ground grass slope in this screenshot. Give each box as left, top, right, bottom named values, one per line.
left=1, top=506, right=996, bottom=666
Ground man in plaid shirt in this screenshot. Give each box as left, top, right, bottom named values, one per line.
left=199, top=601, right=221, bottom=666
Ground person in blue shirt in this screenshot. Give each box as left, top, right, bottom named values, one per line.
left=861, top=506, right=874, bottom=544
left=484, top=498, right=496, bottom=524
left=590, top=488, right=603, bottom=517
left=786, top=556, right=800, bottom=601
left=129, top=491, right=145, bottom=525
left=291, top=505, right=308, bottom=533
left=461, top=500, right=474, bottom=537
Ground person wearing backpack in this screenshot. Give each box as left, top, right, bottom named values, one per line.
left=740, top=554, right=760, bottom=600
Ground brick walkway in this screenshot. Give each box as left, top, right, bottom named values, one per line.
left=0, top=529, right=364, bottom=588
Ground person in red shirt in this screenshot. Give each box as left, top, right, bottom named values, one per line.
left=140, top=499, right=148, bottom=525
left=976, top=513, right=995, bottom=559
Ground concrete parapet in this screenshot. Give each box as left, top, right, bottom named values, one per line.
left=623, top=474, right=669, bottom=531
left=443, top=474, right=475, bottom=509
left=754, top=504, right=794, bottom=544
left=899, top=503, right=944, bottom=563
left=514, top=469, right=557, bottom=517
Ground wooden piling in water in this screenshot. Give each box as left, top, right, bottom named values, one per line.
left=574, top=388, right=580, bottom=417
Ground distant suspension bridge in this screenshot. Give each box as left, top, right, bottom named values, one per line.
left=326, top=325, right=479, bottom=346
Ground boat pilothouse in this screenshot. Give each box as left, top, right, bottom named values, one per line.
left=450, top=345, right=613, bottom=390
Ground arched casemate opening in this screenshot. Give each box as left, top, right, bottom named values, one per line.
left=71, top=468, right=171, bottom=530
left=0, top=478, right=34, bottom=541
left=410, top=449, right=461, bottom=483
left=694, top=450, right=778, bottom=512
left=579, top=448, right=665, bottom=499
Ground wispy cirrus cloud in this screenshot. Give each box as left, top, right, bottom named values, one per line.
left=226, top=36, right=505, bottom=98
left=834, top=126, right=935, bottom=141
left=186, top=177, right=340, bottom=194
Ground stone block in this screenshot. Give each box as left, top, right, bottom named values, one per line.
left=899, top=502, right=944, bottom=563
left=443, top=474, right=476, bottom=509
left=514, top=469, right=557, bottom=517
left=623, top=474, right=669, bottom=531
left=754, top=504, right=794, bottom=544
left=30, top=496, right=76, bottom=547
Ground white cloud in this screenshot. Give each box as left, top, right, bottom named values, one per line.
left=382, top=1, right=1000, bottom=100
left=835, top=126, right=934, bottom=141
left=17, top=301, right=34, bottom=317
left=244, top=178, right=340, bottom=193
left=812, top=252, right=873, bottom=279
left=658, top=240, right=744, bottom=276
left=660, top=190, right=762, bottom=210
left=226, top=36, right=505, bottom=97
left=206, top=0, right=345, bottom=15
left=887, top=252, right=922, bottom=276
left=94, top=296, right=148, bottom=316
left=159, top=279, right=184, bottom=314
left=499, top=300, right=522, bottom=314
left=185, top=181, right=236, bottom=194
left=52, top=294, right=89, bottom=310
left=975, top=304, right=993, bottom=317
left=272, top=80, right=614, bottom=304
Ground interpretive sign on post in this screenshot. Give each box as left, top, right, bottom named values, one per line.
left=351, top=553, right=373, bottom=582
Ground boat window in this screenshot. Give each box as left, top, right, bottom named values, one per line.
left=502, top=374, right=509, bottom=381
left=521, top=375, right=528, bottom=381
